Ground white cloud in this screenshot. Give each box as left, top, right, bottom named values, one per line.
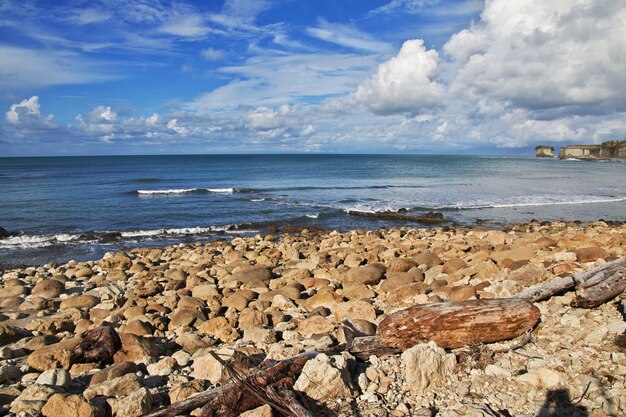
left=89, top=106, right=117, bottom=123
left=73, top=8, right=112, bottom=25
left=445, top=0, right=626, bottom=115
left=307, top=20, right=394, bottom=54
left=167, top=118, right=189, bottom=135
left=353, top=39, right=444, bottom=114
left=200, top=47, right=225, bottom=60
left=222, top=0, right=270, bottom=21
left=159, top=15, right=211, bottom=37
left=6, top=96, right=42, bottom=124
left=145, top=113, right=160, bottom=126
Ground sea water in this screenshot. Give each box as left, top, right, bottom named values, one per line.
left=1, top=154, right=625, bottom=266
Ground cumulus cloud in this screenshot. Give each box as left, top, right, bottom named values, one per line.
left=6, top=96, right=42, bottom=124
left=445, top=0, right=626, bottom=115
left=353, top=39, right=444, bottom=114
left=160, top=15, right=211, bottom=37
left=89, top=106, right=117, bottom=122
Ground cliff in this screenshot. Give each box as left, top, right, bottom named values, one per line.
left=559, top=140, right=626, bottom=160
left=535, top=146, right=554, bottom=158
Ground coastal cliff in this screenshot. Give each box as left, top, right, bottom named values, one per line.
left=534, top=146, right=554, bottom=158
left=559, top=140, right=626, bottom=160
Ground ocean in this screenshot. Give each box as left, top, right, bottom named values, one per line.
left=1, top=154, right=625, bottom=267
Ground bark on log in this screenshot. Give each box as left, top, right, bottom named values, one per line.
left=377, top=298, right=540, bottom=349
left=141, top=352, right=318, bottom=417
left=571, top=269, right=626, bottom=308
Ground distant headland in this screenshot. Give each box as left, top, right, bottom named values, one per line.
left=535, top=140, right=626, bottom=160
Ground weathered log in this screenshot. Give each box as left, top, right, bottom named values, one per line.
left=265, top=386, right=315, bottom=417
left=377, top=298, right=540, bottom=349
left=571, top=269, right=626, bottom=308
left=141, top=351, right=317, bottom=417
left=515, top=258, right=626, bottom=303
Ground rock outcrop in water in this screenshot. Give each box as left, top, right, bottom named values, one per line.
left=559, top=140, right=626, bottom=160
left=535, top=146, right=554, bottom=158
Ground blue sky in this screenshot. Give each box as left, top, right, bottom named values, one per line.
left=1, top=0, right=625, bottom=156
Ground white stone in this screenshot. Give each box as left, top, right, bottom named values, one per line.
left=553, top=252, right=577, bottom=262
left=584, top=327, right=608, bottom=344
left=401, top=341, right=455, bottom=395
left=484, top=364, right=512, bottom=379
left=294, top=354, right=353, bottom=401
left=35, top=369, right=71, bottom=390
left=517, top=368, right=562, bottom=389
left=107, top=387, right=152, bottom=417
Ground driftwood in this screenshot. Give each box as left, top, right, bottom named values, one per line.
left=376, top=298, right=540, bottom=350
left=141, top=351, right=318, bottom=417
left=346, top=210, right=445, bottom=223
left=572, top=268, right=626, bottom=308
left=72, top=326, right=121, bottom=364
left=515, top=258, right=626, bottom=305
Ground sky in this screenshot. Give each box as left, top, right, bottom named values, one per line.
left=0, top=0, right=625, bottom=156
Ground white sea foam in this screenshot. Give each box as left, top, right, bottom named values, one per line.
left=137, top=188, right=234, bottom=195
left=0, top=233, right=83, bottom=248
left=250, top=198, right=266, bottom=202
left=440, top=196, right=626, bottom=210
left=305, top=214, right=319, bottom=219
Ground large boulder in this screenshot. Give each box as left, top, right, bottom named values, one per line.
left=344, top=265, right=384, bottom=286
left=293, top=354, right=354, bottom=401
left=401, top=342, right=455, bottom=395
left=41, top=394, right=103, bottom=417
left=32, top=280, right=65, bottom=299
left=575, top=247, right=609, bottom=262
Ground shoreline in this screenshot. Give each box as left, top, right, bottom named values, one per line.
left=0, top=220, right=624, bottom=416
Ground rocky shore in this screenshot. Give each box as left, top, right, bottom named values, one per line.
left=0, top=221, right=624, bottom=417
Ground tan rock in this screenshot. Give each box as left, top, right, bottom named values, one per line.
left=90, top=362, right=139, bottom=386
left=442, top=258, right=467, bottom=274
left=107, top=387, right=152, bottom=417
left=446, top=285, right=477, bottom=301
left=401, top=342, right=455, bottom=395
left=344, top=265, right=384, bottom=285
left=386, top=282, right=429, bottom=304
left=413, top=251, right=443, bottom=268
left=333, top=300, right=376, bottom=322
left=10, top=384, right=57, bottom=415
left=84, top=373, right=142, bottom=400
left=297, top=316, right=334, bottom=338
left=342, top=283, right=375, bottom=299
left=169, top=380, right=205, bottom=403
left=0, top=285, right=27, bottom=298
left=27, top=338, right=80, bottom=371
left=535, top=236, right=557, bottom=248
left=491, top=246, right=535, bottom=264
left=42, top=394, right=102, bottom=417
left=106, top=269, right=128, bottom=281
left=0, top=323, right=26, bottom=346
left=190, top=284, right=219, bottom=301
left=113, top=333, right=157, bottom=363
left=123, top=319, right=154, bottom=336
left=387, top=258, right=415, bottom=273
left=379, top=272, right=414, bottom=293
left=238, top=308, right=269, bottom=331
left=509, top=264, right=547, bottom=285
left=241, top=404, right=273, bottom=417
left=191, top=351, right=233, bottom=384
left=293, top=353, right=353, bottom=401
left=222, top=293, right=249, bottom=311
left=575, top=247, right=609, bottom=262
left=168, top=308, right=206, bottom=330
left=32, top=279, right=65, bottom=299
left=59, top=294, right=99, bottom=311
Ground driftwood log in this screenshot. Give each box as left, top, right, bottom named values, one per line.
left=141, top=352, right=318, bottom=417
left=376, top=298, right=540, bottom=350
left=515, top=258, right=626, bottom=306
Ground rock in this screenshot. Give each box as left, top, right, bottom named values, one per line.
left=191, top=350, right=233, bottom=384
left=41, top=393, right=102, bottom=417
left=379, top=273, right=415, bottom=293
left=10, top=384, right=57, bottom=415
left=24, top=334, right=60, bottom=352
left=413, top=252, right=443, bottom=268
left=0, top=323, right=26, bottom=346
left=28, top=338, right=81, bottom=371
left=243, top=326, right=277, bottom=344
left=442, top=258, right=467, bottom=274
left=32, top=279, right=65, bottom=299
left=293, top=353, right=353, bottom=401
left=107, top=387, right=152, bottom=417
left=387, top=258, right=415, bottom=273
left=517, top=368, right=562, bottom=389
left=297, top=315, right=334, bottom=338
left=491, top=246, right=535, bottom=264
left=123, top=319, right=154, bottom=336
left=36, top=369, right=71, bottom=390
left=168, top=308, right=206, bottom=330
left=175, top=333, right=212, bottom=354
left=344, top=265, right=384, bottom=286
left=73, top=326, right=121, bottom=364
left=222, top=293, right=249, bottom=311
left=113, top=333, right=158, bottom=363
left=535, top=236, right=557, bottom=248
left=333, top=300, right=376, bottom=322
left=90, top=362, right=139, bottom=386
left=0, top=365, right=21, bottom=383
left=553, top=251, right=577, bottom=262
left=575, top=247, right=609, bottom=262
left=401, top=342, right=455, bottom=395
left=59, top=294, right=99, bottom=311
left=241, top=404, right=273, bottom=417
left=484, top=364, right=512, bottom=378
left=0, top=285, right=27, bottom=298
left=84, top=373, right=142, bottom=400
left=0, top=227, right=11, bottom=238
left=197, top=317, right=238, bottom=342
left=447, top=285, right=477, bottom=301
left=146, top=357, right=177, bottom=376
left=191, top=284, right=219, bottom=301
left=75, top=267, right=94, bottom=278
left=509, top=264, right=547, bottom=285
left=169, top=380, right=205, bottom=403
left=106, top=269, right=128, bottom=281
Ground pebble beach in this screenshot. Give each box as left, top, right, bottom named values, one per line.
left=0, top=220, right=625, bottom=417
